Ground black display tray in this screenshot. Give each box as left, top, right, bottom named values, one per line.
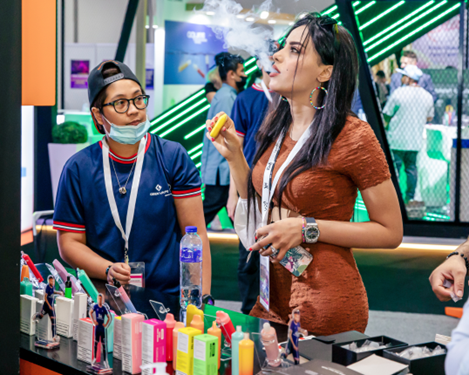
left=332, top=335, right=408, bottom=366
left=383, top=341, right=447, bottom=375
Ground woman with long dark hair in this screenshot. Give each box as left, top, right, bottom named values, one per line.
left=206, top=13, right=403, bottom=335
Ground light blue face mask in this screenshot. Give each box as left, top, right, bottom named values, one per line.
left=102, top=115, right=151, bottom=145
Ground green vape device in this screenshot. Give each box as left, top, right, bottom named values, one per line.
left=193, top=334, right=218, bottom=375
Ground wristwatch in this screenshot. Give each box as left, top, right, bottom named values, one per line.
left=202, top=294, right=215, bottom=306
left=304, top=217, right=320, bottom=244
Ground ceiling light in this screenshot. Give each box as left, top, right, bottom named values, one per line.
left=260, top=11, right=269, bottom=19
left=299, top=13, right=307, bottom=19
left=289, top=21, right=294, bottom=26
left=153, top=25, right=158, bottom=29
left=268, top=20, right=276, bottom=24
left=145, top=25, right=149, bottom=29
left=236, top=14, right=245, bottom=19
left=245, top=16, right=255, bottom=22
left=206, top=11, right=215, bottom=16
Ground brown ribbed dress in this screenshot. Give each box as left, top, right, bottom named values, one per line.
left=250, top=116, right=391, bottom=336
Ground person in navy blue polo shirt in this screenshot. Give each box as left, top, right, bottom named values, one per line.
left=230, top=63, right=274, bottom=315
left=53, top=61, right=212, bottom=297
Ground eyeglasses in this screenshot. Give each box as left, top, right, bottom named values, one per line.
left=103, top=94, right=150, bottom=114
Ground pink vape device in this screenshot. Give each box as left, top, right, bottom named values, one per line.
left=142, top=319, right=167, bottom=368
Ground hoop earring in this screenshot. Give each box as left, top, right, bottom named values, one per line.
left=309, top=86, right=328, bottom=109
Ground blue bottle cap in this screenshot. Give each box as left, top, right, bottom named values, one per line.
left=185, top=226, right=197, bottom=233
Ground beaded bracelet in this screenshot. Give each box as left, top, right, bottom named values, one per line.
left=301, top=217, right=307, bottom=243
left=447, top=251, right=469, bottom=273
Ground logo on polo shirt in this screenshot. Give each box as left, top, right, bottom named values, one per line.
left=150, top=183, right=171, bottom=197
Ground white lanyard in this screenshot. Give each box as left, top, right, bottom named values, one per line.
left=261, top=124, right=312, bottom=226
left=102, top=136, right=147, bottom=264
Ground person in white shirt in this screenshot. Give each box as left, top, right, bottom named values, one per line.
left=446, top=296, right=469, bottom=375
left=382, top=64, right=434, bottom=204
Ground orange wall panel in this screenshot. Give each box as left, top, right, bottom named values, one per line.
left=22, top=0, right=56, bottom=106
left=20, top=359, right=60, bottom=375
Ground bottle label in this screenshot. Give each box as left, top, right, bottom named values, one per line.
left=180, top=247, right=202, bottom=263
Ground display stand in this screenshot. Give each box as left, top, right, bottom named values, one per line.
left=149, top=300, right=171, bottom=321
left=106, top=283, right=138, bottom=315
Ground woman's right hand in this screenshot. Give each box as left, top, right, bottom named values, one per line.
left=107, top=263, right=131, bottom=285
left=206, top=112, right=242, bottom=162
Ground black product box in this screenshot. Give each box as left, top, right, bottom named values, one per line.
left=383, top=341, right=447, bottom=375
left=332, top=335, right=408, bottom=366
left=268, top=358, right=362, bottom=375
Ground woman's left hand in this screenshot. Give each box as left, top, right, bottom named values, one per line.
left=249, top=218, right=304, bottom=263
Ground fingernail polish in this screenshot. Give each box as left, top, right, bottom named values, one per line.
left=208, top=127, right=212, bottom=131
left=248, top=248, right=252, bottom=251
left=211, top=137, right=215, bottom=141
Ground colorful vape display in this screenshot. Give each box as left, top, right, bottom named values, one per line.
left=216, top=311, right=235, bottom=347
left=239, top=333, right=254, bottom=375
left=207, top=321, right=222, bottom=369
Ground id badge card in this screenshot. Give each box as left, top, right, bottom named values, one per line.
left=128, top=262, right=145, bottom=288
left=259, top=256, right=270, bottom=311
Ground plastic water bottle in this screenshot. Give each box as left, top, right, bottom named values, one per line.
left=180, top=226, right=203, bottom=309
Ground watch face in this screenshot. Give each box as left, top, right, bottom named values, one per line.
left=306, top=226, right=319, bottom=240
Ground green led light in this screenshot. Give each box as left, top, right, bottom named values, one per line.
left=365, top=1, right=447, bottom=53
left=359, top=1, right=405, bottom=30
left=184, top=124, right=206, bottom=140
left=355, top=1, right=376, bottom=15
left=195, top=162, right=202, bottom=168
left=245, top=65, right=259, bottom=75
left=322, top=5, right=338, bottom=15
left=426, top=213, right=451, bottom=220
left=151, top=89, right=206, bottom=125
left=188, top=143, right=203, bottom=155
left=154, top=98, right=207, bottom=133
left=190, top=150, right=203, bottom=160
left=159, top=104, right=211, bottom=138
left=244, top=57, right=257, bottom=67
left=363, top=1, right=434, bottom=47
left=332, top=13, right=340, bottom=20
left=368, top=2, right=459, bottom=62
left=353, top=1, right=361, bottom=7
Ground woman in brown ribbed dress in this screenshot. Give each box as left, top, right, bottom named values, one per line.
left=205, top=13, right=403, bottom=336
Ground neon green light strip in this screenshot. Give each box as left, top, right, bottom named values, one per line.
left=359, top=1, right=404, bottom=30
left=184, top=124, right=206, bottom=140
left=244, top=57, right=257, bottom=67
left=353, top=1, right=361, bottom=7
left=195, top=162, right=202, bottom=168
left=355, top=1, right=376, bottom=15
left=363, top=1, right=434, bottom=47
left=159, top=104, right=211, bottom=138
left=188, top=143, right=203, bottom=155
left=365, top=1, right=447, bottom=52
left=190, top=150, right=203, bottom=160
left=368, top=2, right=459, bottom=62
left=322, top=5, right=338, bottom=15
left=154, top=98, right=207, bottom=133
left=245, top=65, right=259, bottom=75
left=332, top=13, right=340, bottom=20
left=151, top=89, right=205, bottom=125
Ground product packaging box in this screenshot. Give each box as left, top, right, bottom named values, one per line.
left=142, top=319, right=167, bottom=374
left=35, top=300, right=53, bottom=342
left=72, top=292, right=87, bottom=341
left=122, top=313, right=145, bottom=374
left=56, top=296, right=74, bottom=338
left=77, top=317, right=95, bottom=364
left=114, top=316, right=122, bottom=360
left=193, top=334, right=218, bottom=375
left=176, top=327, right=202, bottom=375
left=20, top=294, right=38, bottom=335
left=383, top=342, right=447, bottom=375
left=332, top=335, right=408, bottom=366
left=106, top=310, right=115, bottom=353
left=35, top=289, right=44, bottom=301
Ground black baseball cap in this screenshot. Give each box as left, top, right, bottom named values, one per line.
left=88, top=60, right=141, bottom=107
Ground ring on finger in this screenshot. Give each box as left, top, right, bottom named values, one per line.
left=269, top=246, right=279, bottom=258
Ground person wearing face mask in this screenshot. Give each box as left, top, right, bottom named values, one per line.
left=206, top=14, right=402, bottom=335
left=201, top=52, right=247, bottom=228
left=53, top=61, right=212, bottom=299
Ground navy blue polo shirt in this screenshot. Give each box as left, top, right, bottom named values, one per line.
left=53, top=133, right=202, bottom=293
left=231, top=83, right=271, bottom=167
left=93, top=304, right=108, bottom=326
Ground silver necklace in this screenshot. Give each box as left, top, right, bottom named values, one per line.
left=110, top=158, right=136, bottom=195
